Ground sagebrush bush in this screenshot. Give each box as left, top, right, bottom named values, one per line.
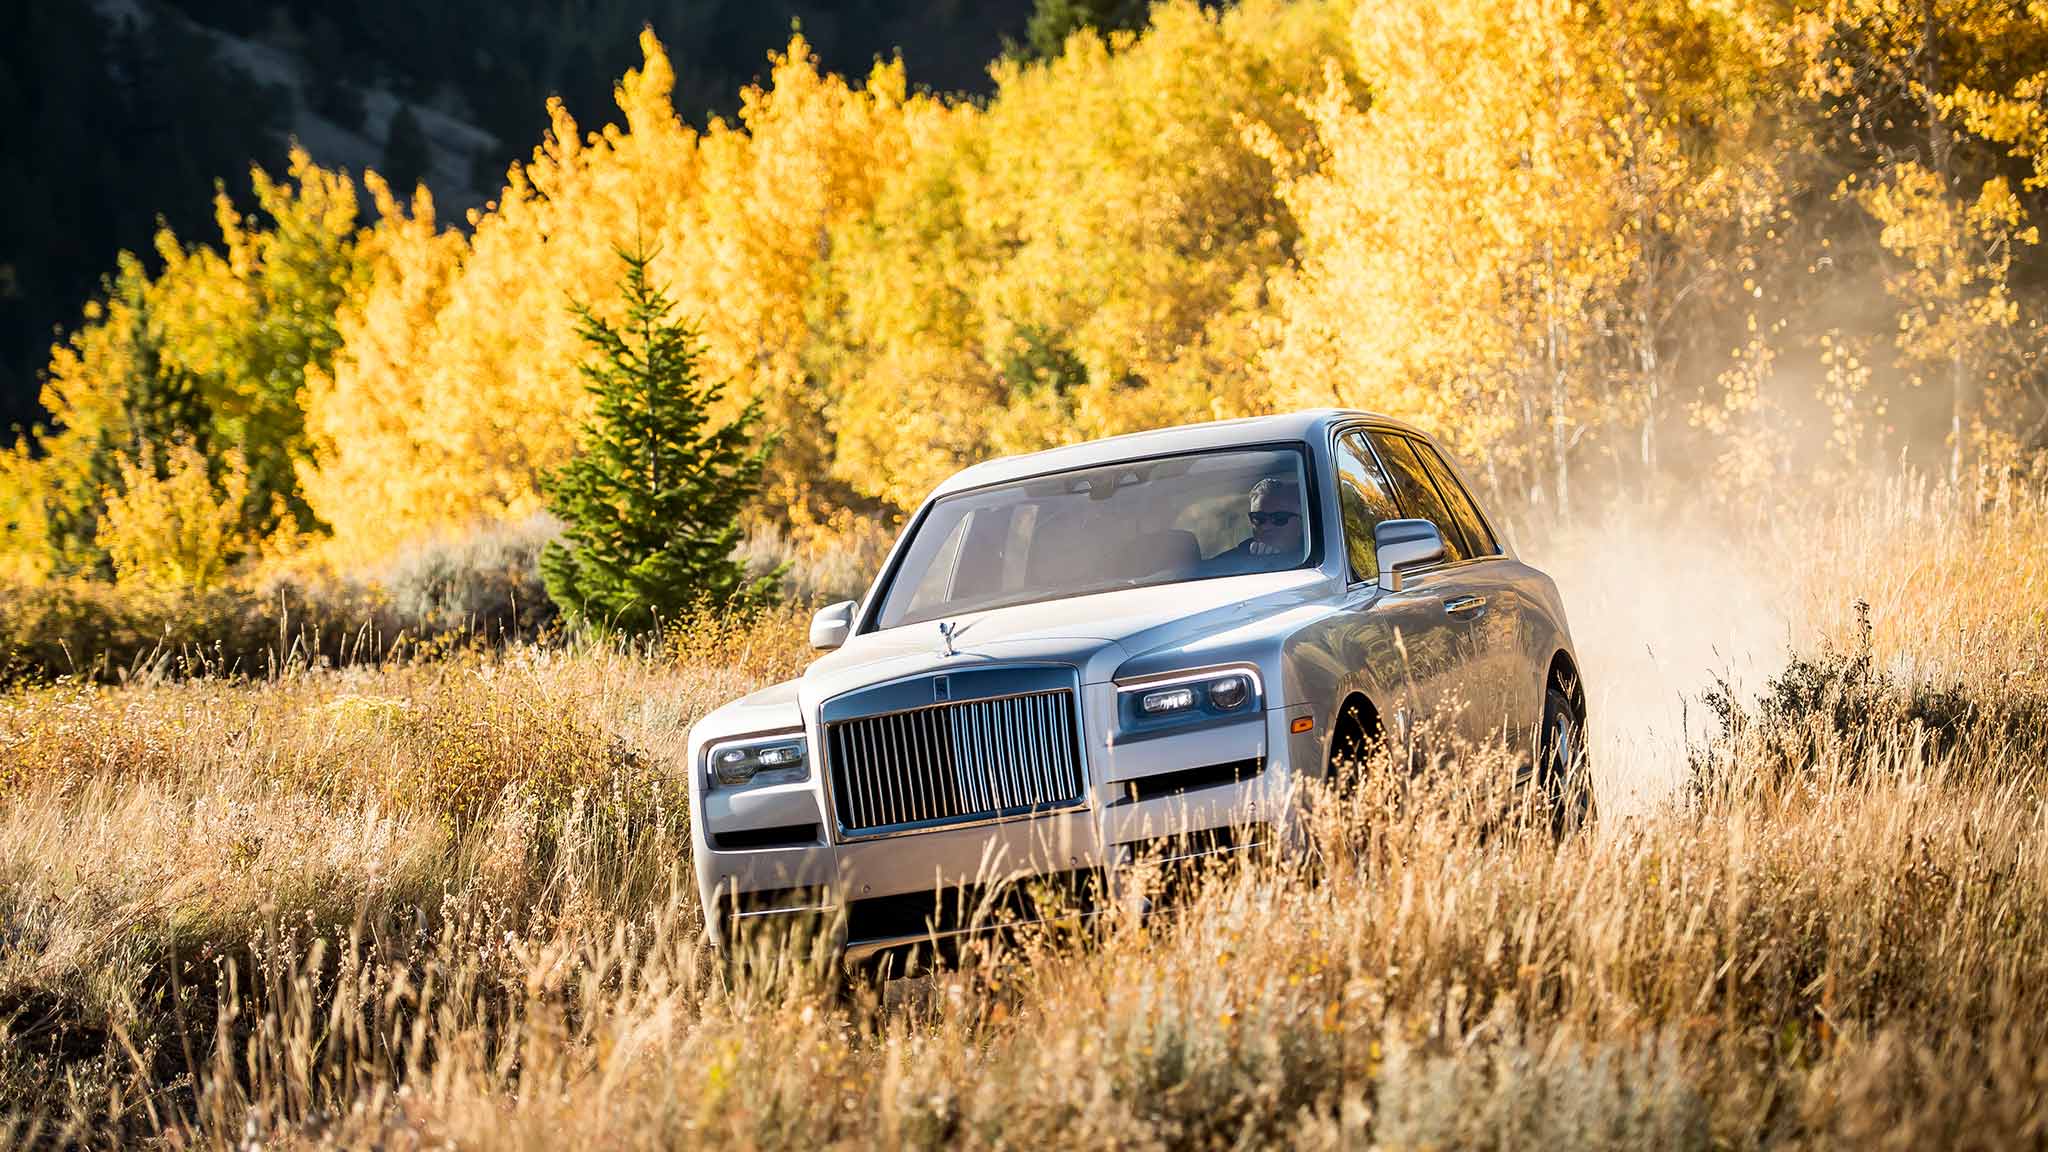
left=379, top=514, right=560, bottom=642
left=0, top=575, right=385, bottom=683
left=736, top=515, right=897, bottom=605
left=1694, top=600, right=2048, bottom=798
left=0, top=519, right=575, bottom=685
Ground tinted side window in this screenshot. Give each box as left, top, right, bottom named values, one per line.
left=1335, top=431, right=1402, bottom=581
left=1415, top=441, right=1499, bottom=556
left=1367, top=432, right=1469, bottom=562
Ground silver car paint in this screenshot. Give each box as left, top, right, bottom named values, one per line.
left=685, top=409, right=1581, bottom=950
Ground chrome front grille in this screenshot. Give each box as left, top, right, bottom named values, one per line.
left=827, top=689, right=1085, bottom=837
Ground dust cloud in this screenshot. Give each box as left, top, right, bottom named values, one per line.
left=1521, top=503, right=1795, bottom=815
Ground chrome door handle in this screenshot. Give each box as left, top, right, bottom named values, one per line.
left=1444, top=595, right=1487, bottom=615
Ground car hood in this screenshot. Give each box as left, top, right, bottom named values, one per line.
left=806, top=568, right=1334, bottom=691
left=689, top=568, right=1337, bottom=747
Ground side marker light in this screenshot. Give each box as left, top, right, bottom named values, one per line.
left=1290, top=716, right=1314, bottom=734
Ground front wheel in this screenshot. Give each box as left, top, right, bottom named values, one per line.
left=1537, top=685, right=1594, bottom=836
left=1325, top=697, right=1380, bottom=794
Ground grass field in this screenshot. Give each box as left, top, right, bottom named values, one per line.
left=3, top=477, right=2046, bottom=1149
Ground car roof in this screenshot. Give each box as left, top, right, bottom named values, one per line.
left=930, top=408, right=1427, bottom=497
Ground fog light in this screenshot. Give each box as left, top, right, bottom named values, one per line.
left=1208, top=675, right=1250, bottom=711
left=1140, top=687, right=1197, bottom=714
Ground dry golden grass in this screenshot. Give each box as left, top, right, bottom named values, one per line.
left=1, top=483, right=2045, bottom=1149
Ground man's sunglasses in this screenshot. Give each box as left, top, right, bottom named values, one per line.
left=1248, top=510, right=1299, bottom=527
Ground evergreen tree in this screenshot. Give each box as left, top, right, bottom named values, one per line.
left=540, top=244, right=777, bottom=633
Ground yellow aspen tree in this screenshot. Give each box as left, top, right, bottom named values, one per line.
left=1859, top=165, right=2039, bottom=473
left=1, top=149, right=360, bottom=578
left=403, top=35, right=705, bottom=540
left=819, top=0, right=1349, bottom=506
left=967, top=0, right=1344, bottom=427
left=0, top=267, right=154, bottom=577
left=307, top=30, right=930, bottom=557
left=1263, top=0, right=1627, bottom=511
left=1806, top=0, right=2048, bottom=479
left=142, top=150, right=362, bottom=533
left=98, top=442, right=252, bottom=593
left=809, top=114, right=1003, bottom=509
left=673, top=38, right=932, bottom=522
left=1598, top=0, right=1794, bottom=482
left=298, top=174, right=467, bottom=561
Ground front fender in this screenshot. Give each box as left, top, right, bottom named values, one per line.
left=1277, top=597, right=1409, bottom=775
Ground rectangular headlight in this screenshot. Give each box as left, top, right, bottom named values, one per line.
left=708, top=734, right=810, bottom=789
left=1140, top=687, right=1197, bottom=714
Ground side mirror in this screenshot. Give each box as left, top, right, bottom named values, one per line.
left=809, top=600, right=856, bottom=650
left=1375, top=519, right=1445, bottom=593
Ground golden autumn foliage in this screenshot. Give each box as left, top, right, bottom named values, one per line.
left=1860, top=166, right=2038, bottom=473
left=304, top=30, right=934, bottom=559
left=305, top=8, right=1349, bottom=551
left=1, top=148, right=358, bottom=577
left=1262, top=0, right=1802, bottom=510
left=98, top=442, right=251, bottom=593
left=8, top=0, right=2048, bottom=585
left=822, top=0, right=1350, bottom=507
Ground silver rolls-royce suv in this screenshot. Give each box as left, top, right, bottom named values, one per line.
left=687, top=410, right=1587, bottom=961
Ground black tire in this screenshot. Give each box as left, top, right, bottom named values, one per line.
left=1326, top=698, right=1377, bottom=792
left=1538, top=684, right=1594, bottom=835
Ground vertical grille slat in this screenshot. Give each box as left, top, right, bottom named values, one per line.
left=969, top=702, right=993, bottom=811
left=875, top=713, right=895, bottom=828
left=963, top=702, right=981, bottom=810
left=911, top=709, right=933, bottom=824
left=1037, top=694, right=1058, bottom=803
left=888, top=711, right=910, bottom=827
left=1033, top=695, right=1052, bottom=803
left=860, top=717, right=884, bottom=824
left=933, top=707, right=954, bottom=814
left=1064, top=688, right=1081, bottom=799
left=1000, top=702, right=1023, bottom=806
left=853, top=721, right=872, bottom=829
left=969, top=702, right=992, bottom=811
left=978, top=701, right=1003, bottom=807
left=903, top=710, right=925, bottom=825
left=828, top=687, right=1084, bottom=837
left=1015, top=703, right=1037, bottom=806
left=955, top=704, right=980, bottom=812
left=1001, top=699, right=1021, bottom=805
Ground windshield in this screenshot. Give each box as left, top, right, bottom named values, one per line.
left=874, top=446, right=1315, bottom=629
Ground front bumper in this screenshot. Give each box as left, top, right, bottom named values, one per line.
left=695, top=698, right=1323, bottom=956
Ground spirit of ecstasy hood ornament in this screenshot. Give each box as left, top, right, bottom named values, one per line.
left=937, top=620, right=957, bottom=657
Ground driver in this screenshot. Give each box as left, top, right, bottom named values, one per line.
left=1213, top=476, right=1304, bottom=565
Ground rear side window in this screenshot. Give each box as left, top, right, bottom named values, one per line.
left=1335, top=431, right=1402, bottom=581
left=1367, top=432, right=1469, bottom=563
left=1415, top=441, right=1499, bottom=556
